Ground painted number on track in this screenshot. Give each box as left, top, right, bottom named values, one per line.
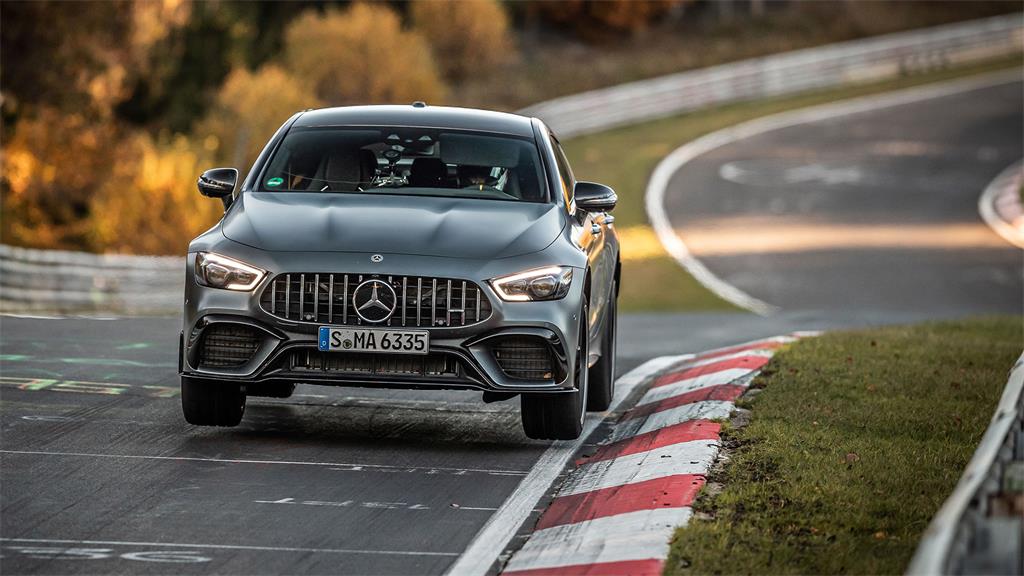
left=3, top=547, right=210, bottom=563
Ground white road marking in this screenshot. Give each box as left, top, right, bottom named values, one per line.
left=555, top=441, right=719, bottom=497
left=719, top=161, right=864, bottom=186
left=120, top=551, right=211, bottom=563
left=503, top=507, right=692, bottom=573
left=0, top=538, right=457, bottom=557
left=977, top=159, right=1024, bottom=248
left=687, top=334, right=800, bottom=358
left=635, top=368, right=754, bottom=407
left=610, top=400, right=736, bottom=443
left=645, top=69, right=1023, bottom=315
left=253, top=497, right=430, bottom=510
left=0, top=450, right=529, bottom=477
left=0, top=314, right=122, bottom=320
left=684, top=348, right=777, bottom=368
left=444, top=354, right=692, bottom=576
left=3, top=547, right=211, bottom=563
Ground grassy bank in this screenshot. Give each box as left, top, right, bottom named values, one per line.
left=664, top=317, right=1023, bottom=575
left=562, top=55, right=1022, bottom=312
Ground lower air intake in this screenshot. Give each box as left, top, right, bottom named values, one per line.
left=492, top=336, right=555, bottom=381
left=199, top=324, right=261, bottom=368
left=286, top=350, right=461, bottom=378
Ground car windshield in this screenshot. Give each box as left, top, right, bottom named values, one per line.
left=256, top=126, right=548, bottom=202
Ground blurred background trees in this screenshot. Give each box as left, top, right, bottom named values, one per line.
left=284, top=3, right=445, bottom=106
left=533, top=0, right=687, bottom=42
left=1, top=0, right=1017, bottom=254
left=411, top=0, right=514, bottom=81
left=200, top=65, right=320, bottom=169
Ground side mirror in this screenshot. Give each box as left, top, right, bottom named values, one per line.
left=198, top=168, right=238, bottom=210
left=574, top=181, right=617, bottom=212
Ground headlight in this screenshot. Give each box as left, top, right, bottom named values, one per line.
left=194, top=252, right=266, bottom=291
left=490, top=266, right=573, bottom=301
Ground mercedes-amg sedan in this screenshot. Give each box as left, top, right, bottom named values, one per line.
left=180, top=104, right=619, bottom=440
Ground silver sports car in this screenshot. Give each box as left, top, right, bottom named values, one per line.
left=180, top=104, right=620, bottom=440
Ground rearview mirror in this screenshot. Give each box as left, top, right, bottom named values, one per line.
left=574, top=181, right=617, bottom=212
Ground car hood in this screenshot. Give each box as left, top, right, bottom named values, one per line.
left=222, top=192, right=565, bottom=259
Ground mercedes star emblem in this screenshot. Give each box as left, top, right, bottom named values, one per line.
left=352, top=279, right=397, bottom=323
left=370, top=254, right=384, bottom=263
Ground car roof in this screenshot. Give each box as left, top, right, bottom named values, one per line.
left=292, top=104, right=537, bottom=138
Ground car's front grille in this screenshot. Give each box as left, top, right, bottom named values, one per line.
left=492, top=336, right=555, bottom=381
left=199, top=324, right=261, bottom=368
left=260, top=273, right=492, bottom=328
left=284, top=349, right=461, bottom=378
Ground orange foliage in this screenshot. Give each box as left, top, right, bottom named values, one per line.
left=199, top=64, right=320, bottom=170
left=2, top=108, right=120, bottom=249
left=411, top=0, right=516, bottom=81
left=282, top=3, right=445, bottom=106
left=1, top=107, right=222, bottom=255
left=88, top=134, right=223, bottom=255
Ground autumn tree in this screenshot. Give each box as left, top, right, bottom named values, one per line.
left=410, top=0, right=516, bottom=82
left=89, top=134, right=223, bottom=255
left=534, top=0, right=686, bottom=41
left=199, top=65, right=320, bottom=170
left=282, top=3, right=446, bottom=106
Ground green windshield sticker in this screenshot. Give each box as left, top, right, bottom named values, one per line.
left=266, top=177, right=283, bottom=187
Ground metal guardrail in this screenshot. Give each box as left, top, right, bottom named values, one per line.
left=0, top=244, right=183, bottom=314
left=908, top=352, right=1024, bottom=576
left=1, top=15, right=1021, bottom=315
left=523, top=14, right=1023, bottom=138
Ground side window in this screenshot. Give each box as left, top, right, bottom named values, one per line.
left=551, top=135, right=575, bottom=209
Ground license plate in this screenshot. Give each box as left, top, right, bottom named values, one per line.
left=318, top=327, right=429, bottom=355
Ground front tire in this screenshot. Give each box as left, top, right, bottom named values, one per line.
left=587, top=285, right=617, bottom=411
left=521, top=302, right=589, bottom=440
left=181, top=376, right=245, bottom=426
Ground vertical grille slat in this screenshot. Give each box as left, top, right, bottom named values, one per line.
left=401, top=277, right=407, bottom=326
left=460, top=281, right=467, bottom=325
left=314, top=273, right=320, bottom=322
left=261, top=273, right=491, bottom=328
left=474, top=286, right=481, bottom=324
left=328, top=274, right=334, bottom=323
left=387, top=276, right=393, bottom=327
left=445, top=279, right=452, bottom=326
left=283, top=274, right=291, bottom=319
left=342, top=274, right=349, bottom=324
left=431, top=279, right=437, bottom=327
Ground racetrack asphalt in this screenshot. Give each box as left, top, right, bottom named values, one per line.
left=1, top=315, right=546, bottom=575
left=0, top=309, right=996, bottom=575
left=661, top=78, right=1023, bottom=316
left=2, top=76, right=1022, bottom=576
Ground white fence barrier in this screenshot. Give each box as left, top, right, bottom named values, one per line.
left=0, top=244, right=183, bottom=314
left=908, top=353, right=1024, bottom=575
left=2, top=15, right=1021, bottom=314
left=523, top=14, right=1022, bottom=137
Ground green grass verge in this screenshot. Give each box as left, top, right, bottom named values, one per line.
left=562, top=55, right=1022, bottom=312
left=664, top=316, right=1023, bottom=575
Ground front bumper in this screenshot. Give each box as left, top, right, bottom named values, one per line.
left=180, top=252, right=584, bottom=394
